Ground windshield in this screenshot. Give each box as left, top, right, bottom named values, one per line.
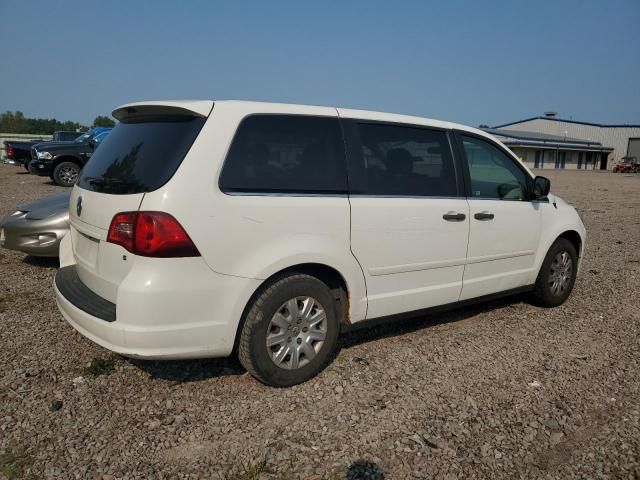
left=74, top=132, right=92, bottom=143
left=77, top=115, right=206, bottom=194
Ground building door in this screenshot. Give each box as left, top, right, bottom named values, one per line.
left=534, top=150, right=542, bottom=168
left=599, top=153, right=608, bottom=170
left=578, top=152, right=583, bottom=169
left=628, top=138, right=640, bottom=159
left=559, top=151, right=566, bottom=169
left=586, top=152, right=593, bottom=169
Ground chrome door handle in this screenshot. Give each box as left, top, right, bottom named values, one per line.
left=442, top=212, right=466, bottom=221
left=474, top=212, right=495, bottom=221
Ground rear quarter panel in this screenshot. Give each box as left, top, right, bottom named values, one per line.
left=139, top=102, right=368, bottom=322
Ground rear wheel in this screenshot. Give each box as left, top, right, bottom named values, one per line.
left=53, top=161, right=80, bottom=187
left=531, top=238, right=578, bottom=307
left=238, top=274, right=341, bottom=387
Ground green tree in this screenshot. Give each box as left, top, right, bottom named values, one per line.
left=93, top=115, right=116, bottom=128
left=0, top=110, right=86, bottom=134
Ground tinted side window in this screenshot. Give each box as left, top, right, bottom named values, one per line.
left=460, top=135, right=528, bottom=201
left=219, top=115, right=347, bottom=194
left=349, top=123, right=457, bottom=196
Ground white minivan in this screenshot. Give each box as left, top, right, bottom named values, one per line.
left=55, top=100, right=585, bottom=386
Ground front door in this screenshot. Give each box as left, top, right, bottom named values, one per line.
left=344, top=119, right=469, bottom=319
left=456, top=133, right=542, bottom=300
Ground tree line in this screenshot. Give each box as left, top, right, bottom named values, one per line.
left=0, top=111, right=115, bottom=135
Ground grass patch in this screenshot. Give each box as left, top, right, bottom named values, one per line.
left=84, top=357, right=116, bottom=376
left=227, top=456, right=280, bottom=480
left=0, top=446, right=33, bottom=479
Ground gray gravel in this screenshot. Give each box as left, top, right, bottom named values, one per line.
left=1, top=165, right=639, bottom=479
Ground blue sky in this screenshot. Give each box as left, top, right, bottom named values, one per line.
left=1, top=0, right=639, bottom=127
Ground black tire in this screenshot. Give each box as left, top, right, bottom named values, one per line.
left=23, top=160, right=31, bottom=171
left=531, top=238, right=578, bottom=307
left=52, top=161, right=80, bottom=187
left=238, top=273, right=341, bottom=387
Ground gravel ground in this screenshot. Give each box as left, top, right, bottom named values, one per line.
left=1, top=165, right=639, bottom=479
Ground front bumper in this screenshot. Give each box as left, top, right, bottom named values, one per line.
left=0, top=214, right=67, bottom=257
left=29, top=160, right=53, bottom=176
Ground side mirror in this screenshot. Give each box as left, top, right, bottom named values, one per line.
left=88, top=138, right=97, bottom=149
left=533, top=176, right=551, bottom=199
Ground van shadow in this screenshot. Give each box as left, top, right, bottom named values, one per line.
left=127, top=295, right=527, bottom=384
left=127, top=356, right=245, bottom=384
left=22, top=255, right=59, bottom=269
left=340, top=294, right=527, bottom=350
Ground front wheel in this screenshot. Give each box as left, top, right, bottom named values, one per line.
left=53, top=161, right=80, bottom=187
left=238, top=274, right=341, bottom=387
left=531, top=238, right=578, bottom=307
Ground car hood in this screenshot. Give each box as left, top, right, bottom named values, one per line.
left=19, top=192, right=71, bottom=220
left=32, top=141, right=75, bottom=149
left=34, top=141, right=87, bottom=153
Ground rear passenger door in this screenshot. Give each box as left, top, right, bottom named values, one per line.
left=343, top=119, right=469, bottom=319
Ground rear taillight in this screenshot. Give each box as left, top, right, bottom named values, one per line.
left=107, top=211, right=200, bottom=258
left=6, top=146, right=14, bottom=158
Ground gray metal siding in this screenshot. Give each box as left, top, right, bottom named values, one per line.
left=500, top=119, right=640, bottom=168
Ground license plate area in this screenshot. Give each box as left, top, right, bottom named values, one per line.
left=72, top=227, right=100, bottom=268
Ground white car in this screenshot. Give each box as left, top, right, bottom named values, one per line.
left=55, top=100, right=585, bottom=387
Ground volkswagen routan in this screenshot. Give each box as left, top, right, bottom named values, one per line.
left=55, top=100, right=586, bottom=386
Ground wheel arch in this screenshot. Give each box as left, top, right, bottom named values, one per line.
left=231, top=262, right=352, bottom=355
left=557, top=230, right=583, bottom=259
left=52, top=155, right=82, bottom=169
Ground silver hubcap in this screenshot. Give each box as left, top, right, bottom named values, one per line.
left=60, top=166, right=78, bottom=184
left=266, top=296, right=327, bottom=370
left=549, top=251, right=573, bottom=296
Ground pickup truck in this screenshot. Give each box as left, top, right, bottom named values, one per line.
left=29, top=127, right=112, bottom=186
left=4, top=131, right=84, bottom=169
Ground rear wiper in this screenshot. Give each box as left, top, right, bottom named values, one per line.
left=85, top=177, right=128, bottom=186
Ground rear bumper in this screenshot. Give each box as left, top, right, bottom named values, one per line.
left=54, top=261, right=261, bottom=360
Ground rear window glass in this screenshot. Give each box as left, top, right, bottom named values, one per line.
left=77, top=116, right=206, bottom=194
left=219, top=115, right=347, bottom=194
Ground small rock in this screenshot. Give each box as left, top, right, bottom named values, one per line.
left=550, top=432, right=564, bottom=446
left=528, top=380, right=542, bottom=388
left=49, top=399, right=63, bottom=412
left=72, top=376, right=85, bottom=385
left=571, top=354, right=589, bottom=360
left=555, top=400, right=572, bottom=416
left=544, top=419, right=560, bottom=431
left=335, top=385, right=343, bottom=394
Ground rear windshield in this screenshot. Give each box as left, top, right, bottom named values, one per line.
left=77, top=115, right=206, bottom=194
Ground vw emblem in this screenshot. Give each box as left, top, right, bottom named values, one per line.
left=76, top=196, right=83, bottom=216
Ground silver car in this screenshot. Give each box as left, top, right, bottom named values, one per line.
left=0, top=192, right=70, bottom=257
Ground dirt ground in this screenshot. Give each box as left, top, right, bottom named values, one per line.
left=1, top=165, right=639, bottom=479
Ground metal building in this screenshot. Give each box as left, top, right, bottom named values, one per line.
left=486, top=114, right=640, bottom=170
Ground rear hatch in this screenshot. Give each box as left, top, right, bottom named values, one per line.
left=69, top=101, right=212, bottom=303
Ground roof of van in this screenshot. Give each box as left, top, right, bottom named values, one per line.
left=112, top=99, right=488, bottom=138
